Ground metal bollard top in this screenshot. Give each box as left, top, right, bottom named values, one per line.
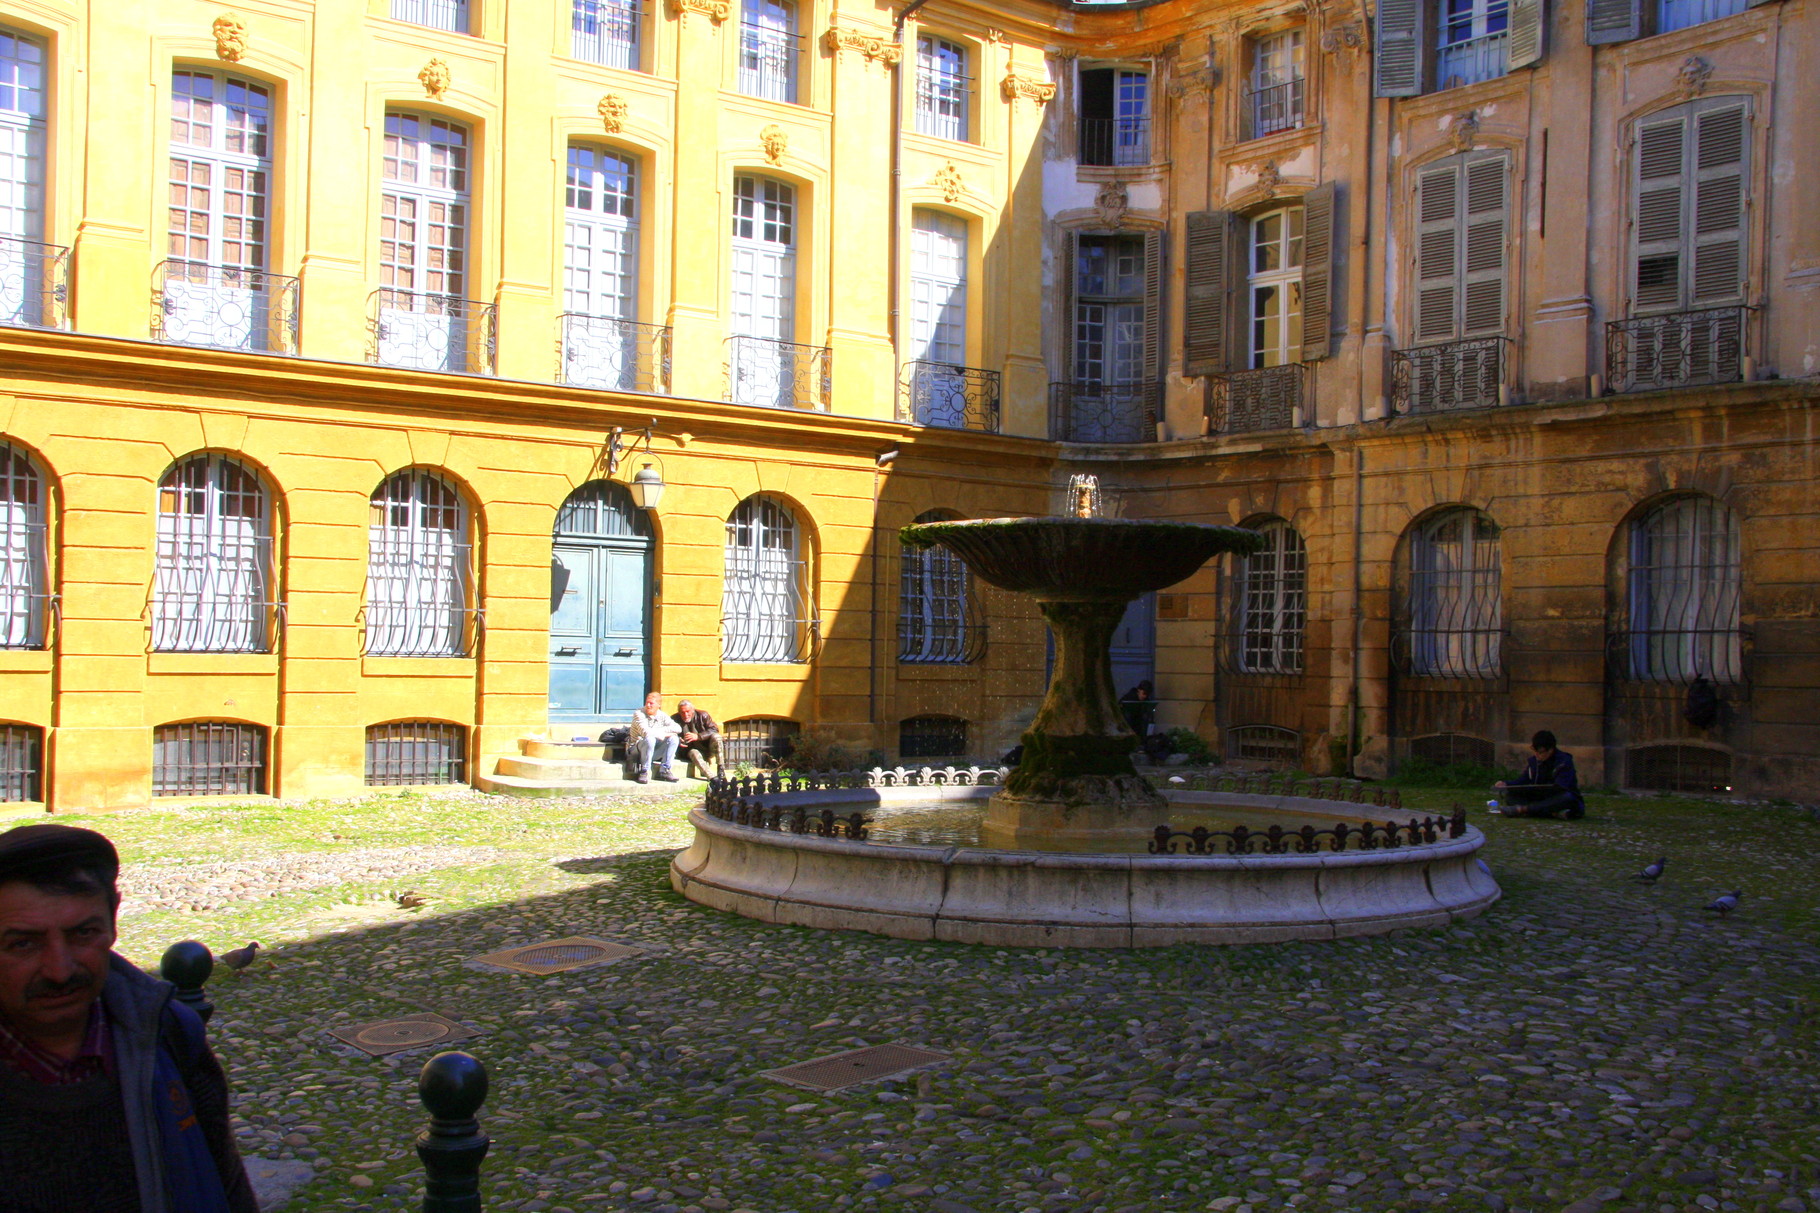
left=160, top=939, right=215, bottom=990
left=419, top=1051, right=488, bottom=1124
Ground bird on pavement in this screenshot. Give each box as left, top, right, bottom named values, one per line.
left=395, top=890, right=436, bottom=910
left=218, top=941, right=261, bottom=971
left=1703, top=891, right=1741, bottom=916
left=1632, top=857, right=1667, bottom=884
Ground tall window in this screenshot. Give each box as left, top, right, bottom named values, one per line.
left=0, top=441, right=46, bottom=650
left=915, top=37, right=969, bottom=141
left=0, top=28, right=47, bottom=328
left=1074, top=234, right=1147, bottom=386
left=365, top=470, right=472, bottom=657
left=910, top=210, right=966, bottom=368
left=1436, top=0, right=1508, bottom=89
left=574, top=0, right=641, bottom=71
left=728, top=175, right=799, bottom=408
left=153, top=455, right=274, bottom=653
left=378, top=113, right=473, bottom=370
left=1626, top=496, right=1742, bottom=684
left=1248, top=31, right=1305, bottom=139
left=1248, top=207, right=1304, bottom=368
left=1406, top=508, right=1502, bottom=677
left=1631, top=99, right=1748, bottom=314
left=1079, top=67, right=1149, bottom=167
left=739, top=0, right=798, bottom=104
left=1237, top=519, right=1306, bottom=674
left=1588, top=0, right=1750, bottom=41
left=1375, top=0, right=1540, bottom=96
left=391, top=0, right=469, bottom=34
left=723, top=495, right=808, bottom=663
left=563, top=146, right=641, bottom=391
left=899, top=510, right=973, bottom=664
left=1413, top=152, right=1507, bottom=344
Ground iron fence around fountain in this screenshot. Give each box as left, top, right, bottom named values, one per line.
left=1148, top=806, right=1467, bottom=856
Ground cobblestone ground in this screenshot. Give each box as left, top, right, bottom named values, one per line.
left=71, top=787, right=1820, bottom=1213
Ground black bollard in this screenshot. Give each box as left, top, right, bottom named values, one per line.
left=416, top=1051, right=490, bottom=1213
left=159, top=940, right=215, bottom=1024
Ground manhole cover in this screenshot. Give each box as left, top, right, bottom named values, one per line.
left=763, top=1043, right=951, bottom=1093
left=328, top=1013, right=482, bottom=1058
left=471, top=936, right=642, bottom=975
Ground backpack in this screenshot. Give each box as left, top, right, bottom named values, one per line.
left=1684, top=677, right=1720, bottom=729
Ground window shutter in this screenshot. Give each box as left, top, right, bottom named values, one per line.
left=1374, top=0, right=1426, bottom=96
left=1300, top=182, right=1338, bottom=361
left=1507, top=0, right=1546, bottom=68
left=1461, top=156, right=1507, bottom=336
left=1690, top=104, right=1747, bottom=306
left=1142, top=228, right=1164, bottom=382
left=1184, top=211, right=1233, bottom=376
left=1585, top=0, right=1641, bottom=44
left=1414, top=163, right=1461, bottom=343
left=1632, top=115, right=1687, bottom=313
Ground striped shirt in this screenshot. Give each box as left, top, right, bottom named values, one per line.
left=0, top=1001, right=112, bottom=1085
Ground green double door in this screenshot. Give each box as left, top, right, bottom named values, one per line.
left=548, top=538, right=651, bottom=726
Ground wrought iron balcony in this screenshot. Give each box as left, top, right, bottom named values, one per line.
left=368, top=289, right=497, bottom=376
left=1048, top=381, right=1161, bottom=444
left=1435, top=31, right=1508, bottom=90
left=561, top=314, right=670, bottom=394
left=1605, top=306, right=1751, bottom=395
left=1079, top=117, right=1151, bottom=167
left=391, top=0, right=469, bottom=33
left=1246, top=79, right=1305, bottom=140
left=726, top=335, right=831, bottom=411
left=1391, top=336, right=1510, bottom=415
left=0, top=236, right=70, bottom=331
left=572, top=0, right=643, bottom=69
left=1659, top=0, right=1747, bottom=33
left=897, top=361, right=1001, bottom=432
left=737, top=23, right=801, bottom=103
left=1208, top=364, right=1305, bottom=434
left=153, top=261, right=300, bottom=355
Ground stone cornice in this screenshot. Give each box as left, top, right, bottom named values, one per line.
left=1001, top=67, right=1056, bottom=105
left=821, top=26, right=902, bottom=67
left=666, top=0, right=729, bottom=25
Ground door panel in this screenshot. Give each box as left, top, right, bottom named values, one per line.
left=550, top=540, right=651, bottom=723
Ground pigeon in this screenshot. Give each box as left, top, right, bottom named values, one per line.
left=1703, top=891, right=1741, bottom=916
left=1632, top=857, right=1667, bottom=884
left=395, top=891, right=436, bottom=910
left=218, top=941, right=261, bottom=971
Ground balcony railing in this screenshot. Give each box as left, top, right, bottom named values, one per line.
left=153, top=261, right=300, bottom=355
left=726, top=335, right=830, bottom=411
left=572, top=0, right=642, bottom=69
left=561, top=314, right=670, bottom=394
left=1048, top=381, right=1161, bottom=444
left=1208, top=364, right=1305, bottom=434
left=897, top=361, right=1001, bottom=432
left=1605, top=307, right=1751, bottom=395
left=738, top=23, right=801, bottom=103
left=1391, top=337, right=1510, bottom=415
left=0, top=236, right=70, bottom=331
left=368, top=289, right=497, bottom=375
left=1435, top=31, right=1508, bottom=90
left=1246, top=79, right=1305, bottom=140
left=1080, top=117, right=1151, bottom=167
left=391, top=0, right=469, bottom=33
left=1659, top=0, right=1747, bottom=33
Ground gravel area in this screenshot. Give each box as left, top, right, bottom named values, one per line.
left=119, top=847, right=503, bottom=914
left=74, top=787, right=1820, bottom=1213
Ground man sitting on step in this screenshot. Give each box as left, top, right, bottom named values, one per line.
left=672, top=700, right=721, bottom=780
left=625, top=692, right=682, bottom=784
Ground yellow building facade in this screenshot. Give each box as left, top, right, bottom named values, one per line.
left=2, top=0, right=1816, bottom=810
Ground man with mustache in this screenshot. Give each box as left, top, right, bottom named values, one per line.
left=0, top=823, right=256, bottom=1212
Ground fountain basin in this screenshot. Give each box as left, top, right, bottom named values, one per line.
left=670, top=786, right=1500, bottom=947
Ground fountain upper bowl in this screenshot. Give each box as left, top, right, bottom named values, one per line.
left=901, top=516, right=1266, bottom=600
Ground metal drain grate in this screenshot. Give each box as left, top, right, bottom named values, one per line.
left=471, top=936, right=642, bottom=975
left=762, top=1043, right=951, bottom=1093
left=328, top=1013, right=481, bottom=1058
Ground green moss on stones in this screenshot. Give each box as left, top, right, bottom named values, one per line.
left=1005, top=730, right=1138, bottom=798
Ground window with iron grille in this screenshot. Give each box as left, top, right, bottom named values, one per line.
left=1228, top=724, right=1298, bottom=768
left=899, top=509, right=974, bottom=664
left=377, top=113, right=473, bottom=371
left=2, top=26, right=49, bottom=328
left=1625, top=495, right=1741, bottom=684
left=1405, top=508, right=1502, bottom=677
left=722, top=717, right=799, bottom=768
left=152, top=721, right=267, bottom=797
left=1236, top=519, right=1306, bottom=674
left=573, top=0, right=642, bottom=70
left=1407, top=732, right=1496, bottom=769
left=1078, top=67, right=1149, bottom=167
left=366, top=469, right=473, bottom=657
left=154, top=454, right=274, bottom=652
left=900, top=715, right=967, bottom=760
left=738, top=0, right=799, bottom=103
left=0, top=440, right=47, bottom=649
left=723, top=495, right=810, bottom=663
left=365, top=721, right=467, bottom=786
left=0, top=722, right=41, bottom=801
left=915, top=37, right=969, bottom=141
left=1247, top=30, right=1305, bottom=139
left=1625, top=743, right=1730, bottom=794
left=392, top=0, right=469, bottom=34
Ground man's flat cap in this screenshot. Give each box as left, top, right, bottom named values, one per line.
left=0, top=823, right=120, bottom=886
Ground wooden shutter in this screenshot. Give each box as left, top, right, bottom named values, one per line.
left=1184, top=211, right=1233, bottom=375
left=1631, top=114, right=1687, bottom=313
left=1142, top=228, right=1164, bottom=382
left=1374, top=0, right=1426, bottom=96
left=1461, top=157, right=1507, bottom=336
left=1690, top=103, right=1747, bottom=306
left=1507, top=0, right=1545, bottom=68
left=1585, top=0, right=1641, bottom=44
left=1300, top=182, right=1337, bottom=361
left=1414, top=163, right=1460, bottom=343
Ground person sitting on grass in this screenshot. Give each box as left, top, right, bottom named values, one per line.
left=1494, top=730, right=1587, bottom=819
left=626, top=691, right=682, bottom=784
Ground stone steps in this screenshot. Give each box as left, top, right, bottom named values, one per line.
left=482, top=732, right=703, bottom=797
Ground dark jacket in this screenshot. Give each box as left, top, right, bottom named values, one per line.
left=1516, top=749, right=1585, bottom=810
left=672, top=709, right=719, bottom=741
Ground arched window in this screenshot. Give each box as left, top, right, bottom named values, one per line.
left=366, top=720, right=467, bottom=785
left=366, top=470, right=473, bottom=657
left=152, top=720, right=267, bottom=797
left=554, top=478, right=652, bottom=540
left=900, top=715, right=967, bottom=760
left=1625, top=496, right=1741, bottom=683
left=899, top=510, right=976, bottom=665
left=0, top=441, right=47, bottom=649
left=1405, top=508, right=1502, bottom=676
left=1236, top=518, right=1305, bottom=673
left=154, top=454, right=274, bottom=652
left=722, top=495, right=809, bottom=663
